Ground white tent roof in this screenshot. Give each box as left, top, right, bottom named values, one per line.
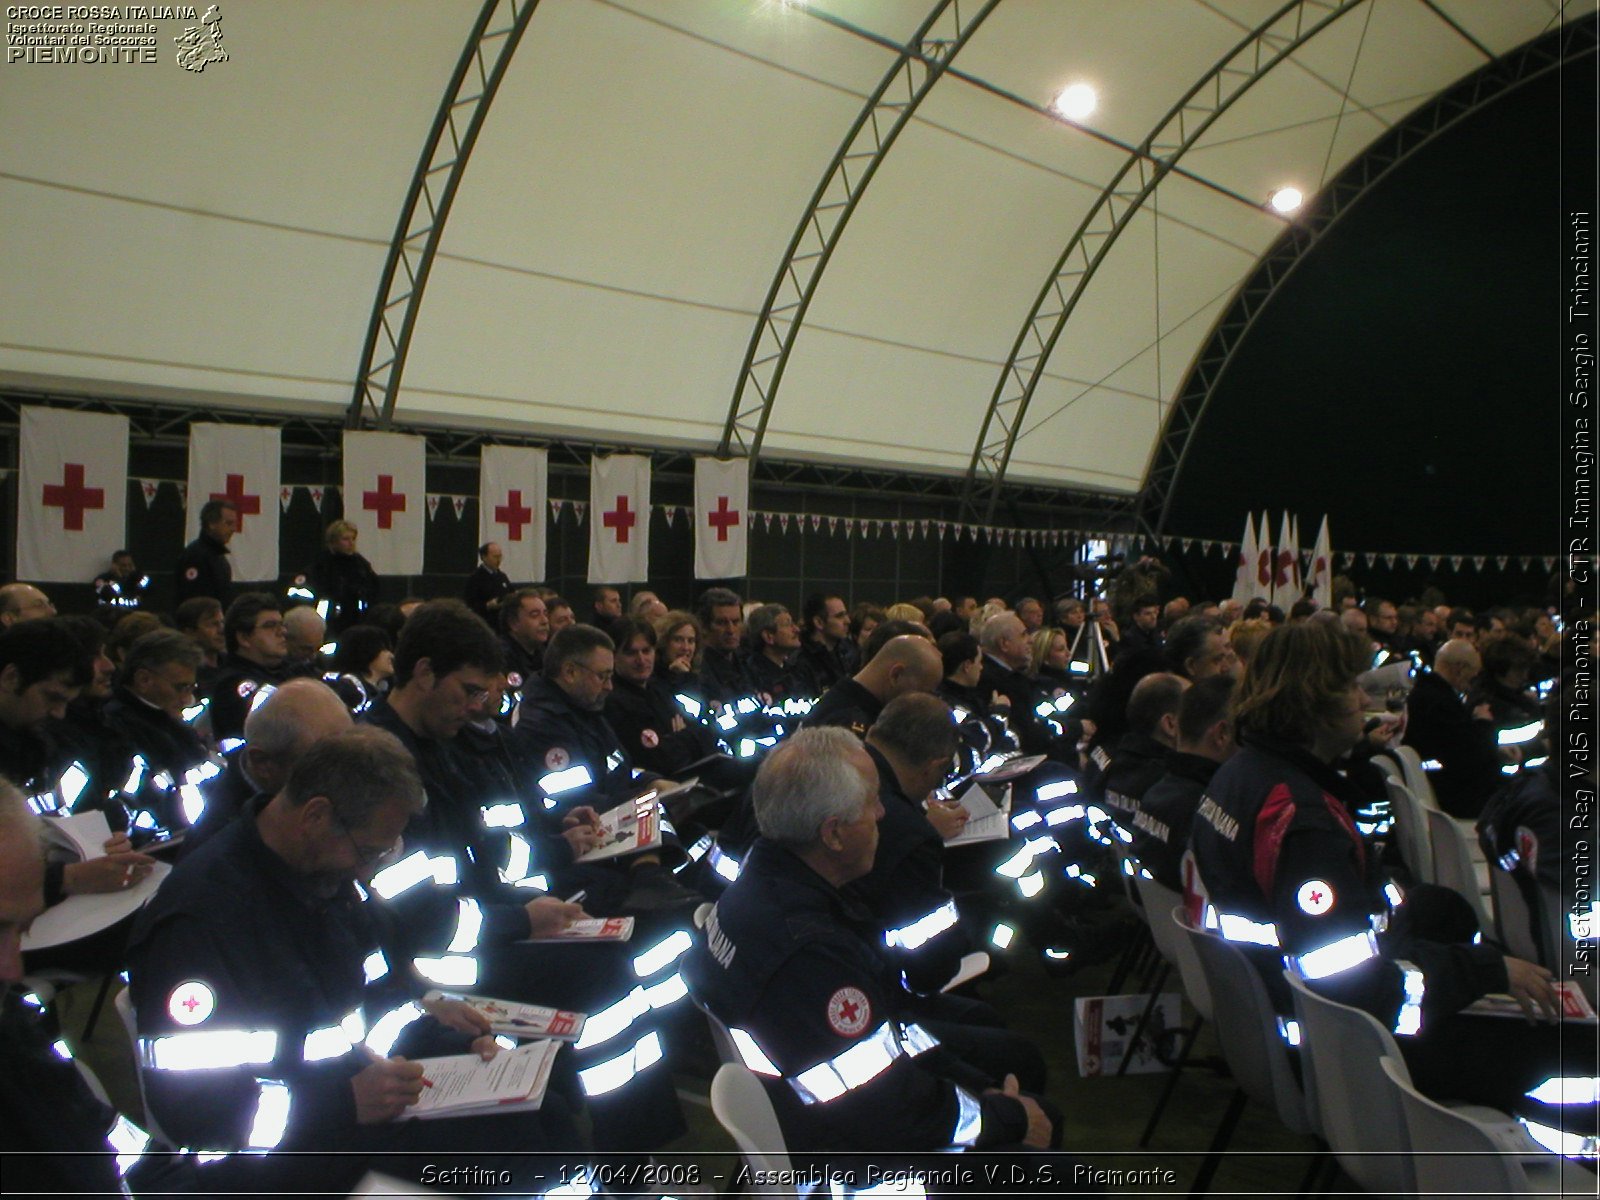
left=1, top=0, right=1576, bottom=495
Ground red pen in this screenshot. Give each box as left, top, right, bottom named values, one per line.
left=420, top=1077, right=435, bottom=1088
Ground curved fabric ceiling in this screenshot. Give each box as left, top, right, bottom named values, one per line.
left=0, top=0, right=1575, bottom=496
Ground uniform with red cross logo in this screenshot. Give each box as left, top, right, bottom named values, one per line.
left=684, top=839, right=1034, bottom=1152
left=174, top=530, right=233, bottom=606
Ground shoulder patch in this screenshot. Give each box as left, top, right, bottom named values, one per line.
left=184, top=567, right=199, bottom=581
left=236, top=679, right=258, bottom=699
left=507, top=671, right=522, bottom=689
left=640, top=728, right=660, bottom=749
left=826, top=986, right=871, bottom=1037
left=168, top=980, right=215, bottom=1025
left=1296, top=879, right=1335, bottom=916
left=544, top=747, right=570, bottom=771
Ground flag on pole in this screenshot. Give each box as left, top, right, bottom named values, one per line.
left=342, top=432, right=426, bottom=576
left=588, top=454, right=650, bottom=584
left=1254, top=509, right=1274, bottom=602
left=1231, top=513, right=1257, bottom=604
left=480, top=446, right=548, bottom=583
left=1289, top=514, right=1303, bottom=597
left=694, top=457, right=749, bottom=580
left=1271, top=512, right=1297, bottom=607
left=18, top=407, right=127, bottom=583
left=1307, top=516, right=1333, bottom=610
left=187, top=425, right=280, bottom=582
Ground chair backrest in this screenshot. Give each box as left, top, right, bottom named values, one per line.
left=1378, top=1056, right=1534, bottom=1198
left=1385, top=775, right=1435, bottom=885
left=1134, top=874, right=1209, bottom=1016
left=1393, top=744, right=1440, bottom=810
left=1109, top=837, right=1143, bottom=912
left=1424, top=808, right=1492, bottom=929
left=113, top=987, right=174, bottom=1148
left=1177, top=909, right=1314, bottom=1137
left=1369, top=751, right=1403, bottom=783
left=1489, top=863, right=1541, bottom=962
left=710, top=1063, right=795, bottom=1193
left=1284, top=971, right=1413, bottom=1196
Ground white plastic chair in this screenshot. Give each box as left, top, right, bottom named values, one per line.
left=1385, top=776, right=1435, bottom=885
left=113, top=987, right=176, bottom=1148
left=710, top=1063, right=795, bottom=1196
left=1379, top=1057, right=1578, bottom=1198
left=1490, top=862, right=1542, bottom=962
left=1424, top=807, right=1493, bottom=929
left=1393, top=744, right=1441, bottom=810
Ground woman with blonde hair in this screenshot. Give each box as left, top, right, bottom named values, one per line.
left=307, top=519, right=378, bottom=632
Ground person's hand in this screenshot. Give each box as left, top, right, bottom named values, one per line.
left=468, top=1034, right=501, bottom=1061
left=989, top=691, right=1011, bottom=710
left=63, top=851, right=157, bottom=895
left=670, top=714, right=686, bottom=733
left=1078, top=718, right=1098, bottom=741
left=1003, top=1074, right=1053, bottom=1149
left=351, top=1052, right=425, bottom=1123
left=1472, top=702, right=1494, bottom=721
left=420, top=996, right=491, bottom=1038
left=667, top=655, right=693, bottom=676
left=102, top=834, right=135, bottom=856
left=924, top=799, right=969, bottom=840
left=525, top=896, right=585, bottom=938
left=561, top=823, right=600, bottom=857
left=562, top=806, right=602, bottom=833
left=1504, top=956, right=1561, bottom=1023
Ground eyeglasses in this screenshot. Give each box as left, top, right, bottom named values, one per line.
left=333, top=814, right=404, bottom=868
left=571, top=662, right=615, bottom=685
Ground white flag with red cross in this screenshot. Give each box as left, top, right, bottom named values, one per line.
left=342, top=432, right=425, bottom=576
left=186, top=424, right=280, bottom=582
left=587, top=454, right=650, bottom=584
left=480, top=446, right=548, bottom=584
left=17, top=407, right=128, bottom=583
left=694, top=457, right=749, bottom=580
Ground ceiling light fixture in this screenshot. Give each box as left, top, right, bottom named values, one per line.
left=1051, top=83, right=1097, bottom=122
left=1269, top=186, right=1304, bottom=214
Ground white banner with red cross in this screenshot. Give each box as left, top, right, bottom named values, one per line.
left=342, top=431, right=425, bottom=576
left=186, top=424, right=280, bottom=582
left=694, top=456, right=748, bottom=580
left=479, top=445, right=548, bottom=584
left=17, top=407, right=128, bottom=583
left=587, top=454, right=650, bottom=584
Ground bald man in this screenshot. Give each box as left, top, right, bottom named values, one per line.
left=183, top=677, right=353, bottom=853
left=1403, top=638, right=1505, bottom=818
left=0, top=583, right=56, bottom=628
left=977, top=611, right=1090, bottom=763
left=801, top=634, right=943, bottom=739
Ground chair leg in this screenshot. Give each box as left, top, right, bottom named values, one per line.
left=1106, top=925, right=1150, bottom=994
left=1187, top=1085, right=1247, bottom=1196
left=1138, top=1015, right=1202, bottom=1147
left=1294, top=1149, right=1330, bottom=1198
left=1116, top=963, right=1170, bottom=1076
left=80, top=975, right=113, bottom=1043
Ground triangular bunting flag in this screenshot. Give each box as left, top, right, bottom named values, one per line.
left=1542, top=557, right=1556, bottom=571
left=811, top=514, right=822, bottom=532
left=140, top=479, right=159, bottom=507
left=550, top=498, right=564, bottom=522
left=1363, top=554, right=1375, bottom=568
left=663, top=505, right=676, bottom=528
left=280, top=486, right=293, bottom=512
left=779, top=513, right=792, bottom=534
left=175, top=483, right=188, bottom=507
left=1518, top=557, right=1531, bottom=570
left=828, top=516, right=840, bottom=536
left=1495, top=556, right=1509, bottom=571
left=1472, top=556, right=1486, bottom=571
left=1427, top=556, right=1441, bottom=570
left=453, top=496, right=468, bottom=520
left=934, top=521, right=947, bottom=538
left=572, top=501, right=586, bottom=523
left=1404, top=555, right=1418, bottom=569
left=1382, top=554, right=1396, bottom=568
left=1449, top=556, right=1463, bottom=570
left=310, top=487, right=324, bottom=509
left=426, top=494, right=442, bottom=519
left=760, top=512, right=772, bottom=532
left=1180, top=538, right=1192, bottom=553
left=919, top=519, right=929, bottom=538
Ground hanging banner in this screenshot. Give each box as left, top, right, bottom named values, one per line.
left=1232, top=513, right=1257, bottom=605
left=1307, top=516, right=1333, bottom=611
left=695, top=457, right=748, bottom=580
left=481, top=446, right=548, bottom=584
left=187, top=424, right=280, bottom=582
left=588, top=454, right=650, bottom=584
left=18, top=407, right=128, bottom=583
left=342, top=431, right=425, bottom=575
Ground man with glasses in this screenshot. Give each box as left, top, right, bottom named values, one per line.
left=127, top=726, right=584, bottom=1193
left=0, top=582, right=56, bottom=629
left=104, top=630, right=211, bottom=834
left=207, top=592, right=313, bottom=742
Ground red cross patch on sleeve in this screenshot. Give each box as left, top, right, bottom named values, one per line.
left=826, top=986, right=871, bottom=1037
left=545, top=747, right=570, bottom=771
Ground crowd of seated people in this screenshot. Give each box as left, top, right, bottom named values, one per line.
left=2, top=525, right=1590, bottom=1193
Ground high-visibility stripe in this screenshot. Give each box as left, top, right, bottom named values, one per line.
left=370, top=850, right=456, bottom=899
left=1290, top=930, right=1380, bottom=981
left=1526, top=1077, right=1600, bottom=1106
left=303, top=1010, right=366, bottom=1062
left=500, top=833, right=533, bottom=884
left=413, top=955, right=478, bottom=987
left=364, top=1003, right=422, bottom=1057
left=952, top=1086, right=983, bottom=1147
left=540, top=765, right=594, bottom=796
left=480, top=802, right=524, bottom=828
left=1498, top=720, right=1543, bottom=746
left=884, top=899, right=959, bottom=951
left=144, top=1029, right=278, bottom=1072
left=1392, top=960, right=1424, bottom=1036
left=633, top=930, right=693, bottom=977
left=109, top=1113, right=150, bottom=1174
left=578, top=1031, right=662, bottom=1097
left=447, top=900, right=484, bottom=955
left=1520, top=1119, right=1599, bottom=1158
left=247, top=1080, right=291, bottom=1149
left=730, top=1027, right=780, bottom=1077
left=1206, top=908, right=1281, bottom=948
left=362, top=951, right=389, bottom=983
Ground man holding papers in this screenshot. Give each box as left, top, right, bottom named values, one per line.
left=126, top=727, right=583, bottom=1193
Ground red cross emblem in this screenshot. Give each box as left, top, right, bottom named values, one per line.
left=544, top=747, right=570, bottom=771
left=42, top=463, right=106, bottom=531
left=1296, top=879, right=1334, bottom=916
left=168, top=980, right=215, bottom=1025
left=826, top=986, right=870, bottom=1036
left=495, top=489, right=533, bottom=542
left=210, top=473, right=262, bottom=532
left=362, top=474, right=407, bottom=529
left=707, top=495, right=740, bottom=542
left=602, top=495, right=637, bottom=544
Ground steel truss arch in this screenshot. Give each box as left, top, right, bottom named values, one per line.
left=345, top=0, right=541, bottom=431
left=1138, top=14, right=1596, bottom=539
left=962, top=0, right=1365, bottom=523
left=717, top=0, right=999, bottom=462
